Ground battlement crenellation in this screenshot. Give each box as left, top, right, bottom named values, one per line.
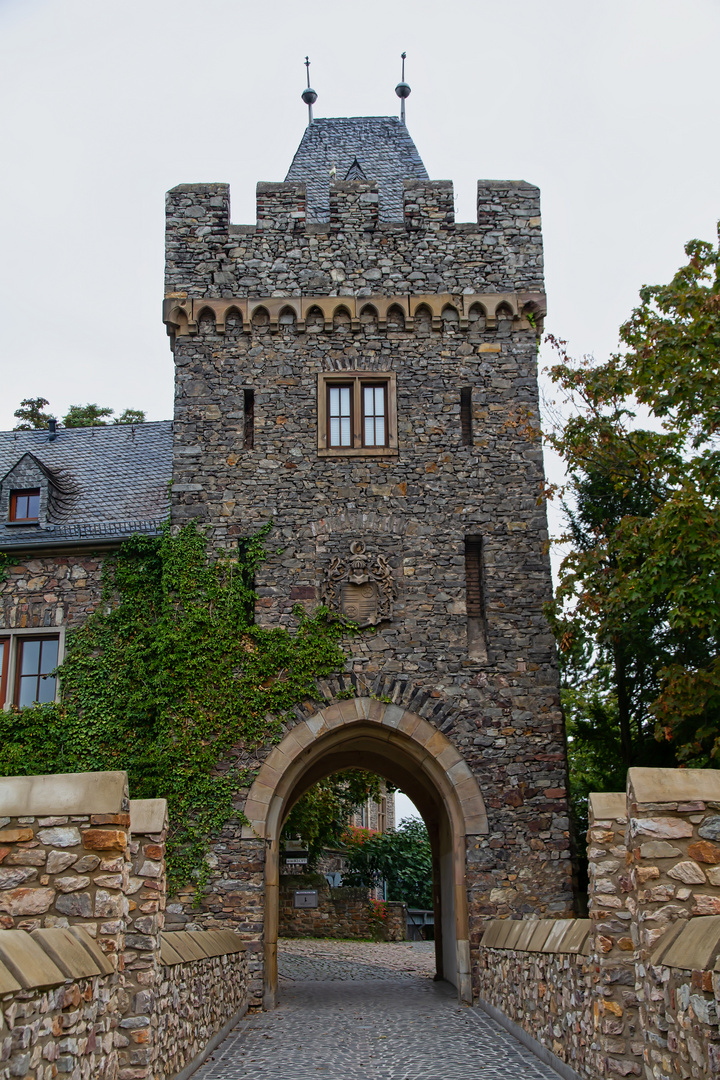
left=165, top=177, right=544, bottom=301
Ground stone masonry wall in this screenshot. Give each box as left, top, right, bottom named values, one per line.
left=477, top=919, right=594, bottom=1078
left=476, top=769, right=720, bottom=1080
left=639, top=919, right=720, bottom=1080
left=0, top=772, right=249, bottom=1080
left=278, top=878, right=406, bottom=941
left=156, top=945, right=248, bottom=1080
left=625, top=769, right=720, bottom=1079
left=587, top=793, right=641, bottom=1077
left=125, top=800, right=168, bottom=1078
left=0, top=953, right=121, bottom=1080
left=0, top=553, right=104, bottom=632
left=0, top=777, right=131, bottom=954
left=164, top=170, right=574, bottom=978
left=164, top=833, right=265, bottom=1008
left=165, top=179, right=545, bottom=299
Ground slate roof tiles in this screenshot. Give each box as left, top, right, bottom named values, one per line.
left=0, top=421, right=172, bottom=550
left=285, top=116, right=429, bottom=223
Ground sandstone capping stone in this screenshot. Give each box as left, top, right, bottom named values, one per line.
left=0, top=929, right=65, bottom=988
left=658, top=916, right=720, bottom=971
left=163, top=931, right=209, bottom=963
left=31, top=927, right=102, bottom=979
left=160, top=936, right=185, bottom=965
left=161, top=929, right=247, bottom=964
left=648, top=920, right=687, bottom=966
left=526, top=920, right=555, bottom=952
left=589, top=792, right=626, bottom=821
left=130, top=798, right=168, bottom=835
left=556, top=920, right=591, bottom=954
left=629, top=766, right=720, bottom=806
left=513, top=922, right=540, bottom=951
left=0, top=771, right=128, bottom=817
left=215, top=930, right=245, bottom=954
left=66, top=925, right=115, bottom=974
left=480, top=919, right=505, bottom=948
left=482, top=918, right=571, bottom=953
left=0, top=957, right=21, bottom=994
left=491, top=920, right=518, bottom=949
left=541, top=919, right=576, bottom=953
left=498, top=921, right=524, bottom=949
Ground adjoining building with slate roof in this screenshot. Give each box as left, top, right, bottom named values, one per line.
left=0, top=421, right=172, bottom=552
left=0, top=421, right=171, bottom=710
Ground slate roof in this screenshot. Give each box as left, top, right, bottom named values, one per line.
left=0, top=421, right=172, bottom=550
left=285, top=117, right=429, bottom=223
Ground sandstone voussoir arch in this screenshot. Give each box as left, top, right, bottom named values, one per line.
left=242, top=697, right=488, bottom=841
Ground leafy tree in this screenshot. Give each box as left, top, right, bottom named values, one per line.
left=547, top=223, right=720, bottom=771
left=343, top=817, right=433, bottom=909
left=11, top=398, right=147, bottom=431
left=62, top=403, right=115, bottom=427
left=13, top=397, right=53, bottom=430
left=282, top=770, right=383, bottom=866
left=114, top=408, right=146, bottom=425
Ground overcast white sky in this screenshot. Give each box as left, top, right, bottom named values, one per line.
left=1, top=0, right=718, bottom=432
left=2, top=1, right=716, bottom=821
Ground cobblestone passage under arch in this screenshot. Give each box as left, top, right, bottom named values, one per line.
left=194, top=940, right=563, bottom=1080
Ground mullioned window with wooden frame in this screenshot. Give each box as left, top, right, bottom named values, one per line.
left=317, top=372, right=398, bottom=457
left=0, top=630, right=63, bottom=709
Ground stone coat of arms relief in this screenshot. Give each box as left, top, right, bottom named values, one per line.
left=322, top=541, right=395, bottom=626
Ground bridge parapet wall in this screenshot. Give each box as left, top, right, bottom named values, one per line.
left=478, top=768, right=720, bottom=1080
left=477, top=918, right=594, bottom=1077
left=0, top=771, right=248, bottom=1080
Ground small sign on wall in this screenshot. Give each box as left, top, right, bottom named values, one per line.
left=294, top=890, right=318, bottom=909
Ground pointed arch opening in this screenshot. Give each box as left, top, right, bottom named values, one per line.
left=386, top=304, right=406, bottom=332
left=251, top=305, right=270, bottom=333
left=197, top=306, right=217, bottom=334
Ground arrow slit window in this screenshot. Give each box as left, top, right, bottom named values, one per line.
left=318, top=372, right=398, bottom=457
left=465, top=535, right=488, bottom=662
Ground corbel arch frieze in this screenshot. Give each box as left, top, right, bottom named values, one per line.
left=162, top=292, right=544, bottom=339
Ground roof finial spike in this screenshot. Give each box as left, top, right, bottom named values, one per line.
left=395, top=51, right=411, bottom=125
left=301, top=56, right=318, bottom=126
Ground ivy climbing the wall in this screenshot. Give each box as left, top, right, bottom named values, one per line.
left=0, top=523, right=349, bottom=894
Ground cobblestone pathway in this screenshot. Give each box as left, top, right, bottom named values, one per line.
left=194, top=939, right=562, bottom=1080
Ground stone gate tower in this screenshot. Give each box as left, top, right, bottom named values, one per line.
left=164, top=115, right=574, bottom=1005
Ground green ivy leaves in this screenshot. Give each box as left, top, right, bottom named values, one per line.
left=0, top=522, right=348, bottom=894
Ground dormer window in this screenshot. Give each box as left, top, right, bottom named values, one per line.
left=9, top=488, right=40, bottom=522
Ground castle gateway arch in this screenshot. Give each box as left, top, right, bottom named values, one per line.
left=163, top=115, right=575, bottom=1007
left=243, top=698, right=488, bottom=1006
